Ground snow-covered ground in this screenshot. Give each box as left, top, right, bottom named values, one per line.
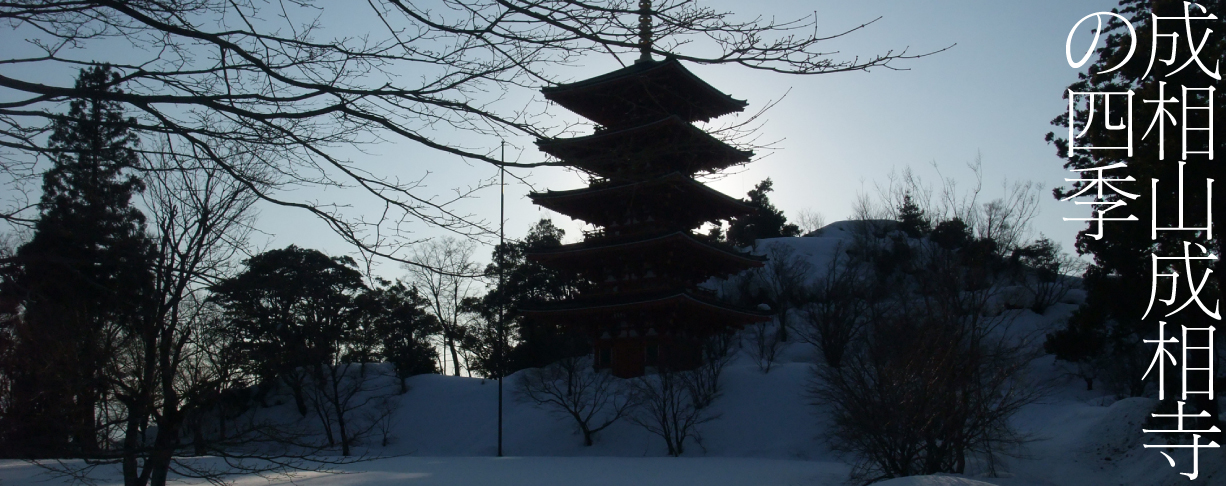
left=2, top=232, right=1221, bottom=485
left=5, top=353, right=1211, bottom=485
left=0, top=456, right=846, bottom=486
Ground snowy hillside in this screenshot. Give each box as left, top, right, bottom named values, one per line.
left=2, top=231, right=1221, bottom=485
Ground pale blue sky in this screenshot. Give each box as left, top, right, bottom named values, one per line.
left=0, top=1, right=1124, bottom=277
left=256, top=0, right=1122, bottom=277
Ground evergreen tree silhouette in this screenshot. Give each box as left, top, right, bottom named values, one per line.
left=726, top=179, right=800, bottom=247
left=208, top=245, right=367, bottom=416
left=896, top=193, right=930, bottom=238
left=467, top=219, right=587, bottom=374
left=1, top=65, right=153, bottom=456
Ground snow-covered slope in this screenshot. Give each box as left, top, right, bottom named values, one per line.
left=388, top=354, right=825, bottom=459
left=2, top=231, right=1220, bottom=485
left=343, top=234, right=1223, bottom=483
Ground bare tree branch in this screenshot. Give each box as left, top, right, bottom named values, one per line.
left=0, top=0, right=943, bottom=268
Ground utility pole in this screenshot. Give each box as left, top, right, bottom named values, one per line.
left=497, top=140, right=505, bottom=457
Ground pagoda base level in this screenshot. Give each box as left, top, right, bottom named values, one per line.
left=520, top=291, right=769, bottom=378
left=592, top=334, right=705, bottom=378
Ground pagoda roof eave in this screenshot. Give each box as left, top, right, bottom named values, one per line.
left=518, top=289, right=772, bottom=321
left=541, top=58, right=747, bottom=125
left=528, top=172, right=754, bottom=224
left=530, top=172, right=747, bottom=206
left=526, top=230, right=766, bottom=265
left=535, top=116, right=753, bottom=172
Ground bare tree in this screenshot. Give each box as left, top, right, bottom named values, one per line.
left=365, top=395, right=401, bottom=448
left=629, top=334, right=733, bottom=456
left=0, top=1, right=942, bottom=267
left=761, top=243, right=810, bottom=342
left=516, top=356, right=636, bottom=446
left=186, top=308, right=252, bottom=453
left=811, top=227, right=1041, bottom=484
left=306, top=362, right=400, bottom=456
left=796, top=209, right=827, bottom=236
left=744, top=315, right=785, bottom=374
left=688, top=331, right=737, bottom=408
left=629, top=368, right=713, bottom=457
left=405, top=237, right=480, bottom=376
left=798, top=242, right=869, bottom=369
left=728, top=269, right=778, bottom=372
left=1012, top=237, right=1082, bottom=314
left=28, top=143, right=366, bottom=486
left=739, top=242, right=809, bottom=373
left=875, top=158, right=1041, bottom=257
left=97, top=147, right=263, bottom=486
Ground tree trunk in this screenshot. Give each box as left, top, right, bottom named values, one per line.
left=147, top=447, right=173, bottom=486
left=121, top=399, right=145, bottom=486
left=332, top=365, right=346, bottom=453
left=447, top=334, right=462, bottom=376
left=192, top=418, right=206, bottom=456
left=285, top=374, right=308, bottom=416
left=336, top=401, right=350, bottom=456
left=218, top=405, right=226, bottom=440
left=74, top=385, right=100, bottom=454
left=145, top=402, right=185, bottom=486
left=777, top=308, right=789, bottom=342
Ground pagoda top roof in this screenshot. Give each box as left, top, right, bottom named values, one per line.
left=529, top=172, right=753, bottom=227
left=541, top=57, right=747, bottom=127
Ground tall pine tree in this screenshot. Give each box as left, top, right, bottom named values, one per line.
left=1, top=65, right=153, bottom=457
left=725, top=178, right=801, bottom=248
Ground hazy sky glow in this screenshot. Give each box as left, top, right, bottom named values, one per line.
left=3, top=1, right=1125, bottom=278
left=270, top=0, right=1119, bottom=278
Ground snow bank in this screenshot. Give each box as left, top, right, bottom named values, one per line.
left=875, top=476, right=999, bottom=486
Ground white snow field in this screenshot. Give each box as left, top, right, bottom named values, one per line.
left=1, top=231, right=1221, bottom=485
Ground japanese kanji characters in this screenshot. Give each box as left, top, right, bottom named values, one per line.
left=1142, top=323, right=1220, bottom=480
left=1065, top=4, right=1222, bottom=481
left=1142, top=1, right=1222, bottom=81
left=1061, top=162, right=1140, bottom=240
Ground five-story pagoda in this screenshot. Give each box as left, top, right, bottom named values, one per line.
left=521, top=5, right=771, bottom=378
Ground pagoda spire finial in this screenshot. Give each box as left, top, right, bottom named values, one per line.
left=636, top=0, right=652, bottom=64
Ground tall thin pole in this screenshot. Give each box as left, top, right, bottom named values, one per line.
left=636, top=0, right=652, bottom=64
left=497, top=140, right=505, bottom=457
